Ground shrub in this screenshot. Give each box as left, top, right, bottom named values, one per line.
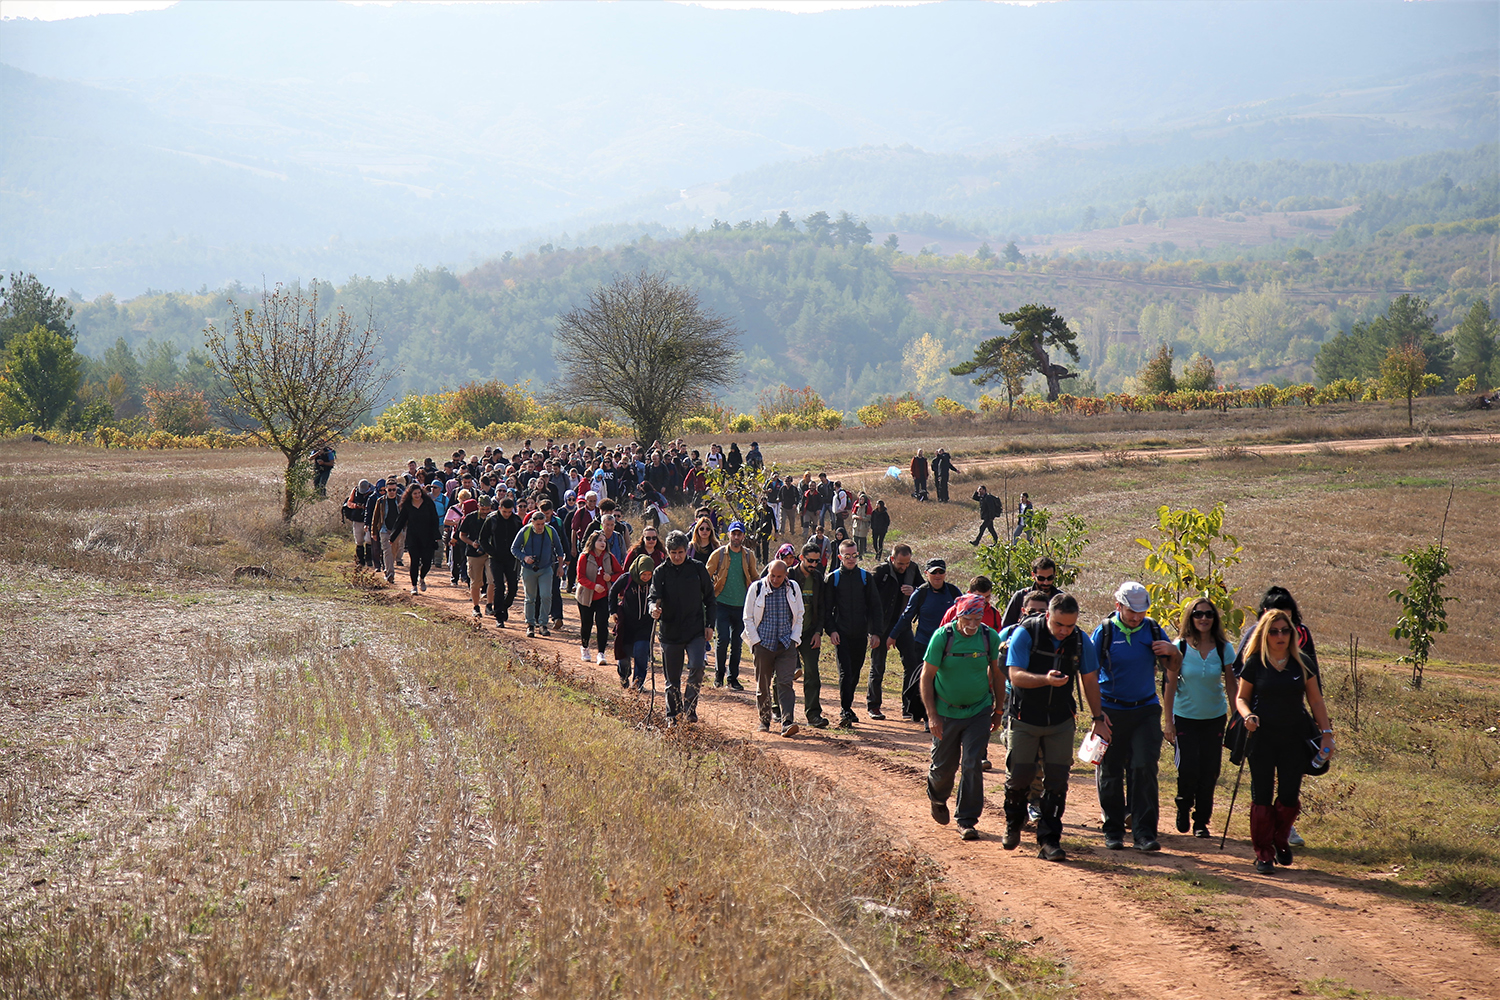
left=933, top=396, right=970, bottom=416
left=729, top=413, right=756, bottom=433
left=756, top=385, right=825, bottom=424
left=442, top=419, right=480, bottom=440
left=439, top=379, right=535, bottom=427
left=767, top=412, right=797, bottom=431
left=815, top=408, right=844, bottom=430
left=1457, top=374, right=1479, bottom=394
left=681, top=416, right=718, bottom=434
left=143, top=384, right=211, bottom=436
left=856, top=405, right=887, bottom=428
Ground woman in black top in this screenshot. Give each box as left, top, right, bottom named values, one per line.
left=869, top=500, right=891, bottom=561
left=389, top=483, right=442, bottom=595
left=1235, top=608, right=1334, bottom=874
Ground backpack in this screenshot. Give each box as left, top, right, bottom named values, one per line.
left=1095, top=616, right=1167, bottom=678
left=930, top=623, right=998, bottom=715
left=830, top=566, right=870, bottom=588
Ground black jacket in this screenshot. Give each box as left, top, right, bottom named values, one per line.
left=870, top=506, right=890, bottom=534
left=873, top=559, right=922, bottom=626
left=1001, top=583, right=1061, bottom=628
left=973, top=490, right=1001, bottom=520
left=480, top=511, right=524, bottom=564
left=824, top=563, right=883, bottom=637
left=390, top=498, right=441, bottom=553
left=648, top=558, right=716, bottom=645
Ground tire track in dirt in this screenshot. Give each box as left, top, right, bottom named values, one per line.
left=403, top=576, right=1498, bottom=999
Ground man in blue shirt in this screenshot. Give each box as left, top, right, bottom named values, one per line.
left=1090, top=581, right=1183, bottom=852
left=1004, top=593, right=1104, bottom=861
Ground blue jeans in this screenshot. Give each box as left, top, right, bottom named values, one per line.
left=520, top=564, right=554, bottom=627
left=618, top=637, right=652, bottom=686
left=660, top=635, right=707, bottom=721
left=715, top=602, right=745, bottom=682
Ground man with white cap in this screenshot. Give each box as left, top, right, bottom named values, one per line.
left=1091, top=581, right=1183, bottom=853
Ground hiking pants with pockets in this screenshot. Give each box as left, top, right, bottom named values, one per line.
left=928, top=710, right=992, bottom=828
left=1097, top=703, right=1163, bottom=845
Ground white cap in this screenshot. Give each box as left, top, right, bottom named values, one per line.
left=1114, top=581, right=1150, bottom=613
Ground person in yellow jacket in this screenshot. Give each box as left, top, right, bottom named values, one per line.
left=706, top=520, right=762, bottom=690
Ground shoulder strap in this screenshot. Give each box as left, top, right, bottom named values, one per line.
left=942, top=623, right=957, bottom=659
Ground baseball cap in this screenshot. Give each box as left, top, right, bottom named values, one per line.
left=727, top=520, right=747, bottom=534
left=926, top=557, right=946, bottom=572
left=1114, top=581, right=1150, bottom=612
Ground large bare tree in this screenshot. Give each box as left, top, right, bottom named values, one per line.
left=206, top=284, right=392, bottom=521
left=552, top=271, right=740, bottom=445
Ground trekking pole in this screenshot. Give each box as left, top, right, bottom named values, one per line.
left=1220, top=728, right=1253, bottom=850
left=646, top=618, right=659, bottom=727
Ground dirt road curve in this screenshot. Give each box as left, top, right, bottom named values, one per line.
left=405, top=578, right=1498, bottom=1000
left=844, top=430, right=1497, bottom=482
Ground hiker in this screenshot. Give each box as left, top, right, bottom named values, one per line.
left=743, top=558, right=804, bottom=737
left=816, top=472, right=836, bottom=531
left=1013, top=492, right=1035, bottom=541
left=1001, top=557, right=1062, bottom=627
left=831, top=481, right=851, bottom=535
left=1237, top=608, right=1334, bottom=874
left=460, top=495, right=495, bottom=613
left=910, top=449, right=929, bottom=500
left=609, top=555, right=656, bottom=691
left=922, top=594, right=1007, bottom=842
left=780, top=476, right=802, bottom=539
left=849, top=490, right=873, bottom=557
left=480, top=495, right=523, bottom=628
left=1003, top=592, right=1105, bottom=861
left=752, top=500, right=777, bottom=566
left=1165, top=597, right=1238, bottom=838
left=1090, top=581, right=1183, bottom=853
left=824, top=538, right=884, bottom=728
left=872, top=544, right=922, bottom=722
left=372, top=478, right=406, bottom=583
left=510, top=508, right=564, bottom=637
left=649, top=530, right=717, bottom=727
left=725, top=442, right=743, bottom=474
left=889, top=557, right=963, bottom=726
left=576, top=529, right=624, bottom=664
left=311, top=441, right=336, bottom=496
left=538, top=499, right=570, bottom=633
left=706, top=520, right=761, bottom=690
left=688, top=517, right=718, bottom=565
left=993, top=588, right=1052, bottom=787
left=388, top=483, right=441, bottom=595
left=745, top=441, right=764, bottom=471
left=939, top=576, right=1004, bottom=632
left=345, top=479, right=376, bottom=566
left=624, top=525, right=668, bottom=568
left=970, top=485, right=1001, bottom=546
left=444, top=489, right=469, bottom=585
left=788, top=542, right=830, bottom=729
left=869, top=500, right=890, bottom=560
left=932, top=447, right=959, bottom=503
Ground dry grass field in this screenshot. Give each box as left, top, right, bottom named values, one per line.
left=2, top=406, right=1497, bottom=996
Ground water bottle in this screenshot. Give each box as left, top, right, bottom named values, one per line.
left=1312, top=740, right=1333, bottom=768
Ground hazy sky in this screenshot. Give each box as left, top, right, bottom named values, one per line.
left=0, top=0, right=1005, bottom=21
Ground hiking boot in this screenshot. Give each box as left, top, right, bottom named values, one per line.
left=619, top=676, right=629, bottom=689
left=1039, top=843, right=1067, bottom=862
left=1254, top=858, right=1275, bottom=875
left=1193, top=825, right=1210, bottom=839
left=686, top=711, right=698, bottom=724
left=726, top=678, right=745, bottom=692
left=1275, top=846, right=1293, bottom=867
left=838, top=712, right=857, bottom=728
left=540, top=627, right=550, bottom=637
left=780, top=723, right=800, bottom=738
left=1002, top=825, right=1022, bottom=850
left=756, top=720, right=771, bottom=733
left=930, top=800, right=950, bottom=825
left=526, top=626, right=536, bottom=638
left=1137, top=839, right=1162, bottom=853
left=867, top=709, right=886, bottom=720
left=1104, top=836, right=1125, bottom=850
left=958, top=825, right=978, bottom=841
left=793, top=667, right=803, bottom=681
left=1175, top=797, right=1191, bottom=834
left=809, top=717, right=830, bottom=730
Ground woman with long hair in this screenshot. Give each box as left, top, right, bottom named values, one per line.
left=1164, top=598, right=1238, bottom=838
left=625, top=526, right=668, bottom=568
left=389, top=483, right=442, bottom=595
left=688, top=516, right=717, bottom=564
left=576, top=529, right=624, bottom=664
left=1235, top=608, right=1333, bottom=874
left=609, top=555, right=656, bottom=690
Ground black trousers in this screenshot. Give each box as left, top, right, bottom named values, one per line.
left=407, top=546, right=435, bottom=586
left=871, top=531, right=887, bottom=560
left=489, top=557, right=519, bottom=622
left=1249, top=726, right=1306, bottom=808
left=1174, top=714, right=1226, bottom=829
left=1097, top=703, right=1163, bottom=844
left=934, top=473, right=949, bottom=502
left=835, top=637, right=868, bottom=714
left=972, top=518, right=999, bottom=545
left=579, top=599, right=609, bottom=652
left=867, top=631, right=915, bottom=713
left=897, top=633, right=928, bottom=721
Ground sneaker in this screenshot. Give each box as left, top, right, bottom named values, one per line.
left=619, top=676, right=629, bottom=689
left=485, top=604, right=494, bottom=614
left=540, top=627, right=551, bottom=637
left=596, top=653, right=608, bottom=666
left=726, top=678, right=745, bottom=692
left=793, top=668, right=803, bottom=681
left=1176, top=801, right=1190, bottom=834
left=526, top=626, right=536, bottom=637
left=1002, top=825, right=1021, bottom=850
left=686, top=711, right=698, bottom=724
left=713, top=680, right=725, bottom=689
left=838, top=712, right=857, bottom=728
left=495, top=620, right=506, bottom=629
left=581, top=648, right=592, bottom=663
left=1137, top=840, right=1162, bottom=853
left=1254, top=858, right=1275, bottom=875
left=756, top=720, right=771, bottom=733
left=1275, top=846, right=1293, bottom=867
left=980, top=759, right=992, bottom=771
left=630, top=680, right=644, bottom=692
left=1104, top=836, right=1125, bottom=850
left=1193, top=826, right=1210, bottom=839
left=473, top=605, right=482, bottom=618
left=1039, top=843, right=1068, bottom=862
left=410, top=586, right=419, bottom=595
left=867, top=709, right=886, bottom=720
left=1287, top=827, right=1305, bottom=848
left=419, top=579, right=427, bottom=592
left=809, top=717, right=830, bottom=730
left=958, top=825, right=978, bottom=841
left=930, top=800, right=950, bottom=826
left=780, top=723, right=800, bottom=738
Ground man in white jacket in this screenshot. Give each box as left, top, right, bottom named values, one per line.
left=743, top=559, right=804, bottom=737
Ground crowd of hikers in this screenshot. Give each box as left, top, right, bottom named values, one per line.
left=337, top=437, right=1333, bottom=874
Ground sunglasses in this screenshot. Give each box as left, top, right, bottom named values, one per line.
left=1192, top=609, right=1216, bottom=618
left=1034, top=573, right=1055, bottom=583
left=1267, top=627, right=1293, bottom=636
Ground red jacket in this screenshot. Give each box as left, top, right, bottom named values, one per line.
left=576, top=549, right=624, bottom=606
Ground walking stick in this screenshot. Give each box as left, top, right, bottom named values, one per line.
left=1220, top=727, right=1253, bottom=850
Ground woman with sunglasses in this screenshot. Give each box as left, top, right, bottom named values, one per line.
left=688, top=517, right=718, bottom=565
left=1164, top=599, right=1238, bottom=838
left=625, top=527, right=668, bottom=568
left=1235, top=608, right=1334, bottom=874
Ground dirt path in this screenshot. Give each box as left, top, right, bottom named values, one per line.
left=839, top=430, right=1498, bottom=484
left=402, top=578, right=1498, bottom=1000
